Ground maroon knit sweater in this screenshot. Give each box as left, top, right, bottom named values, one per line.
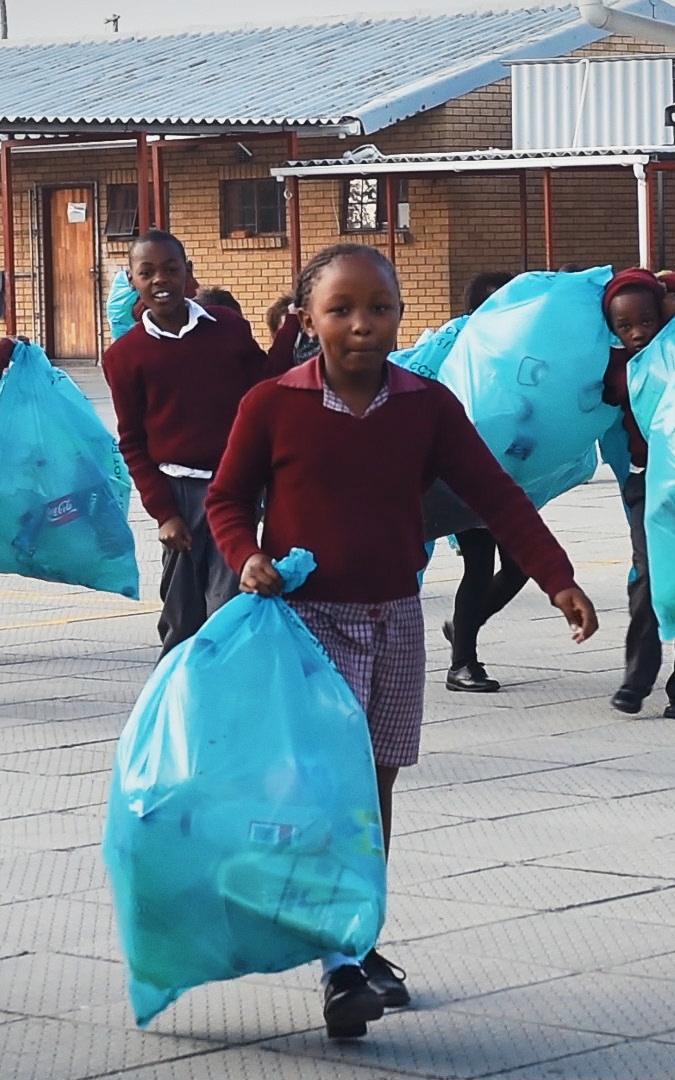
left=206, top=358, right=576, bottom=604
left=103, top=307, right=298, bottom=524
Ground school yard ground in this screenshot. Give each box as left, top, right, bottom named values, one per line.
left=1, top=364, right=675, bottom=1080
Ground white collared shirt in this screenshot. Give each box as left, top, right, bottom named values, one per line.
left=142, top=299, right=218, bottom=478
left=141, top=297, right=216, bottom=340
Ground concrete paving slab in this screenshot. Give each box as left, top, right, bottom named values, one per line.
left=458, top=969, right=675, bottom=1038
left=395, top=782, right=589, bottom=821
left=0, top=895, right=118, bottom=960
left=536, top=838, right=675, bottom=879
left=0, top=848, right=105, bottom=904
left=576, top=884, right=675, bottom=927
left=396, top=752, right=563, bottom=790
left=500, top=1038, right=675, bottom=1079
left=502, top=762, right=675, bottom=799
left=104, top=1048, right=398, bottom=1080
left=611, top=951, right=675, bottom=981
left=0, top=952, right=123, bottom=1016
left=0, top=773, right=108, bottom=818
left=435, top=912, right=675, bottom=971
left=0, top=1015, right=227, bottom=1080
left=262, top=1007, right=618, bottom=1079
left=0, top=810, right=102, bottom=852
left=0, top=743, right=116, bottom=777
left=392, top=864, right=666, bottom=911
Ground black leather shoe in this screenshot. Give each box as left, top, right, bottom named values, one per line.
left=664, top=701, right=675, bottom=719
left=446, top=662, right=500, bottom=693
left=442, top=620, right=455, bottom=648
left=610, top=688, right=644, bottom=714
left=362, top=949, right=411, bottom=1008
left=323, top=965, right=384, bottom=1038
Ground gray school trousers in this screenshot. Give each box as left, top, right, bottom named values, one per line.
left=157, top=476, right=239, bottom=658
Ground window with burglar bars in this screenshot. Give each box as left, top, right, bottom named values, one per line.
left=220, top=179, right=286, bottom=237
left=104, top=183, right=169, bottom=238
left=342, top=178, right=409, bottom=233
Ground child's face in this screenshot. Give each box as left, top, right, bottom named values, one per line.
left=128, top=239, right=187, bottom=322
left=609, top=289, right=662, bottom=355
left=299, top=255, right=402, bottom=377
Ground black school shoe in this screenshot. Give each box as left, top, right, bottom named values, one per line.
left=323, top=965, right=384, bottom=1038
left=664, top=701, right=675, bottom=719
left=446, top=661, right=500, bottom=693
left=362, top=949, right=411, bottom=1007
left=610, top=687, right=644, bottom=715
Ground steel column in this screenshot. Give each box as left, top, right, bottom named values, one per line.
left=136, top=132, right=151, bottom=235
left=385, top=174, right=397, bottom=265
left=519, top=172, right=529, bottom=271
left=287, top=133, right=302, bottom=282
left=151, top=138, right=166, bottom=230
left=543, top=168, right=554, bottom=270
left=1, top=139, right=16, bottom=335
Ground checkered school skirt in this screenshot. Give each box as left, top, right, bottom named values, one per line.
left=288, top=596, right=426, bottom=768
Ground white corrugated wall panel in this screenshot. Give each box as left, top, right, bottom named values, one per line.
left=512, top=57, right=674, bottom=150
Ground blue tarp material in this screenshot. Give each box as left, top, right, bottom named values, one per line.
left=106, top=270, right=139, bottom=341
left=436, top=267, right=617, bottom=509
left=103, top=549, right=386, bottom=1026
left=389, top=315, right=469, bottom=379
left=0, top=342, right=139, bottom=598
left=628, top=322, right=675, bottom=640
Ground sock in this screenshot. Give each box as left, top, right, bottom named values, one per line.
left=321, top=952, right=362, bottom=981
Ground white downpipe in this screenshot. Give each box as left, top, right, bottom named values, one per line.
left=578, top=0, right=675, bottom=46
left=634, top=162, right=649, bottom=267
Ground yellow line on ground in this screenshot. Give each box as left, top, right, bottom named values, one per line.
left=0, top=606, right=160, bottom=631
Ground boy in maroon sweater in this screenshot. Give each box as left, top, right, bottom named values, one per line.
left=103, top=229, right=296, bottom=656
left=206, top=244, right=598, bottom=1038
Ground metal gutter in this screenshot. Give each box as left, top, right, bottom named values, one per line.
left=272, top=153, right=652, bottom=179
left=578, top=0, right=675, bottom=46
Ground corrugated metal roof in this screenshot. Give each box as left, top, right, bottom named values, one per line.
left=0, top=7, right=632, bottom=135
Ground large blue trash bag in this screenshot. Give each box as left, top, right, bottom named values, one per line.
left=106, top=269, right=139, bottom=341
left=628, top=322, right=675, bottom=640
left=437, top=267, right=618, bottom=508
left=390, top=314, right=469, bottom=379
left=0, top=342, right=139, bottom=598
left=103, top=548, right=386, bottom=1027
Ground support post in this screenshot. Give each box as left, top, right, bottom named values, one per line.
left=385, top=174, right=397, bottom=266
left=635, top=163, right=649, bottom=268
left=656, top=168, right=666, bottom=272
left=645, top=163, right=656, bottom=271
left=136, top=131, right=150, bottom=235
left=519, top=172, right=529, bottom=271
left=542, top=168, right=554, bottom=270
left=151, top=137, right=166, bottom=230
left=287, top=133, right=302, bottom=283
left=1, top=139, right=16, bottom=335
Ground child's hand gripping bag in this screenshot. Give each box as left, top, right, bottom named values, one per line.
left=0, top=342, right=139, bottom=598
left=106, top=269, right=139, bottom=341
left=438, top=268, right=618, bottom=508
left=103, top=549, right=386, bottom=1027
left=390, top=314, right=469, bottom=380
left=628, top=323, right=675, bottom=640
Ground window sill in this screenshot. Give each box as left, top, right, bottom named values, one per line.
left=220, top=235, right=287, bottom=250
left=339, top=230, right=412, bottom=245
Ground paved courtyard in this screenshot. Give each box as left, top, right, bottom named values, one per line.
left=1, top=365, right=674, bottom=1080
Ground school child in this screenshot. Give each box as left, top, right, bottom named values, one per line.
left=0, top=337, right=16, bottom=373
left=602, top=268, right=675, bottom=717
left=103, top=228, right=297, bottom=657
left=441, top=271, right=530, bottom=693
left=266, top=292, right=320, bottom=364
left=195, top=287, right=242, bottom=316
left=205, top=243, right=598, bottom=1038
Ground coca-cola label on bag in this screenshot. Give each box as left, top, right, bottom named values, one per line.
left=47, top=494, right=80, bottom=525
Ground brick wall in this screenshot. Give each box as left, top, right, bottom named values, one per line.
left=1, top=31, right=673, bottom=353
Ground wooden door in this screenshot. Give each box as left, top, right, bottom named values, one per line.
left=46, top=187, right=98, bottom=359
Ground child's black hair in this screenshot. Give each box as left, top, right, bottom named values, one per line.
left=196, top=287, right=242, bottom=315
left=128, top=228, right=187, bottom=265
left=294, top=243, right=401, bottom=309
left=464, top=271, right=512, bottom=314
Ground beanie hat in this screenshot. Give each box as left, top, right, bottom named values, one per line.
left=602, top=268, right=664, bottom=317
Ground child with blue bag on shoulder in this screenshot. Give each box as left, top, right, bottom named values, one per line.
left=602, top=267, right=675, bottom=717
left=205, top=243, right=598, bottom=1039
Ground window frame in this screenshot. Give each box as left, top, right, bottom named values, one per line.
left=104, top=182, right=169, bottom=239
left=219, top=178, right=287, bottom=238
left=341, top=177, right=409, bottom=234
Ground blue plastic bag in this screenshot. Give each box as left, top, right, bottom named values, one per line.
left=390, top=314, right=468, bottom=379
left=106, top=269, right=139, bottom=341
left=0, top=342, right=139, bottom=598
left=437, top=268, right=618, bottom=508
left=628, top=322, right=675, bottom=640
left=103, top=549, right=386, bottom=1026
